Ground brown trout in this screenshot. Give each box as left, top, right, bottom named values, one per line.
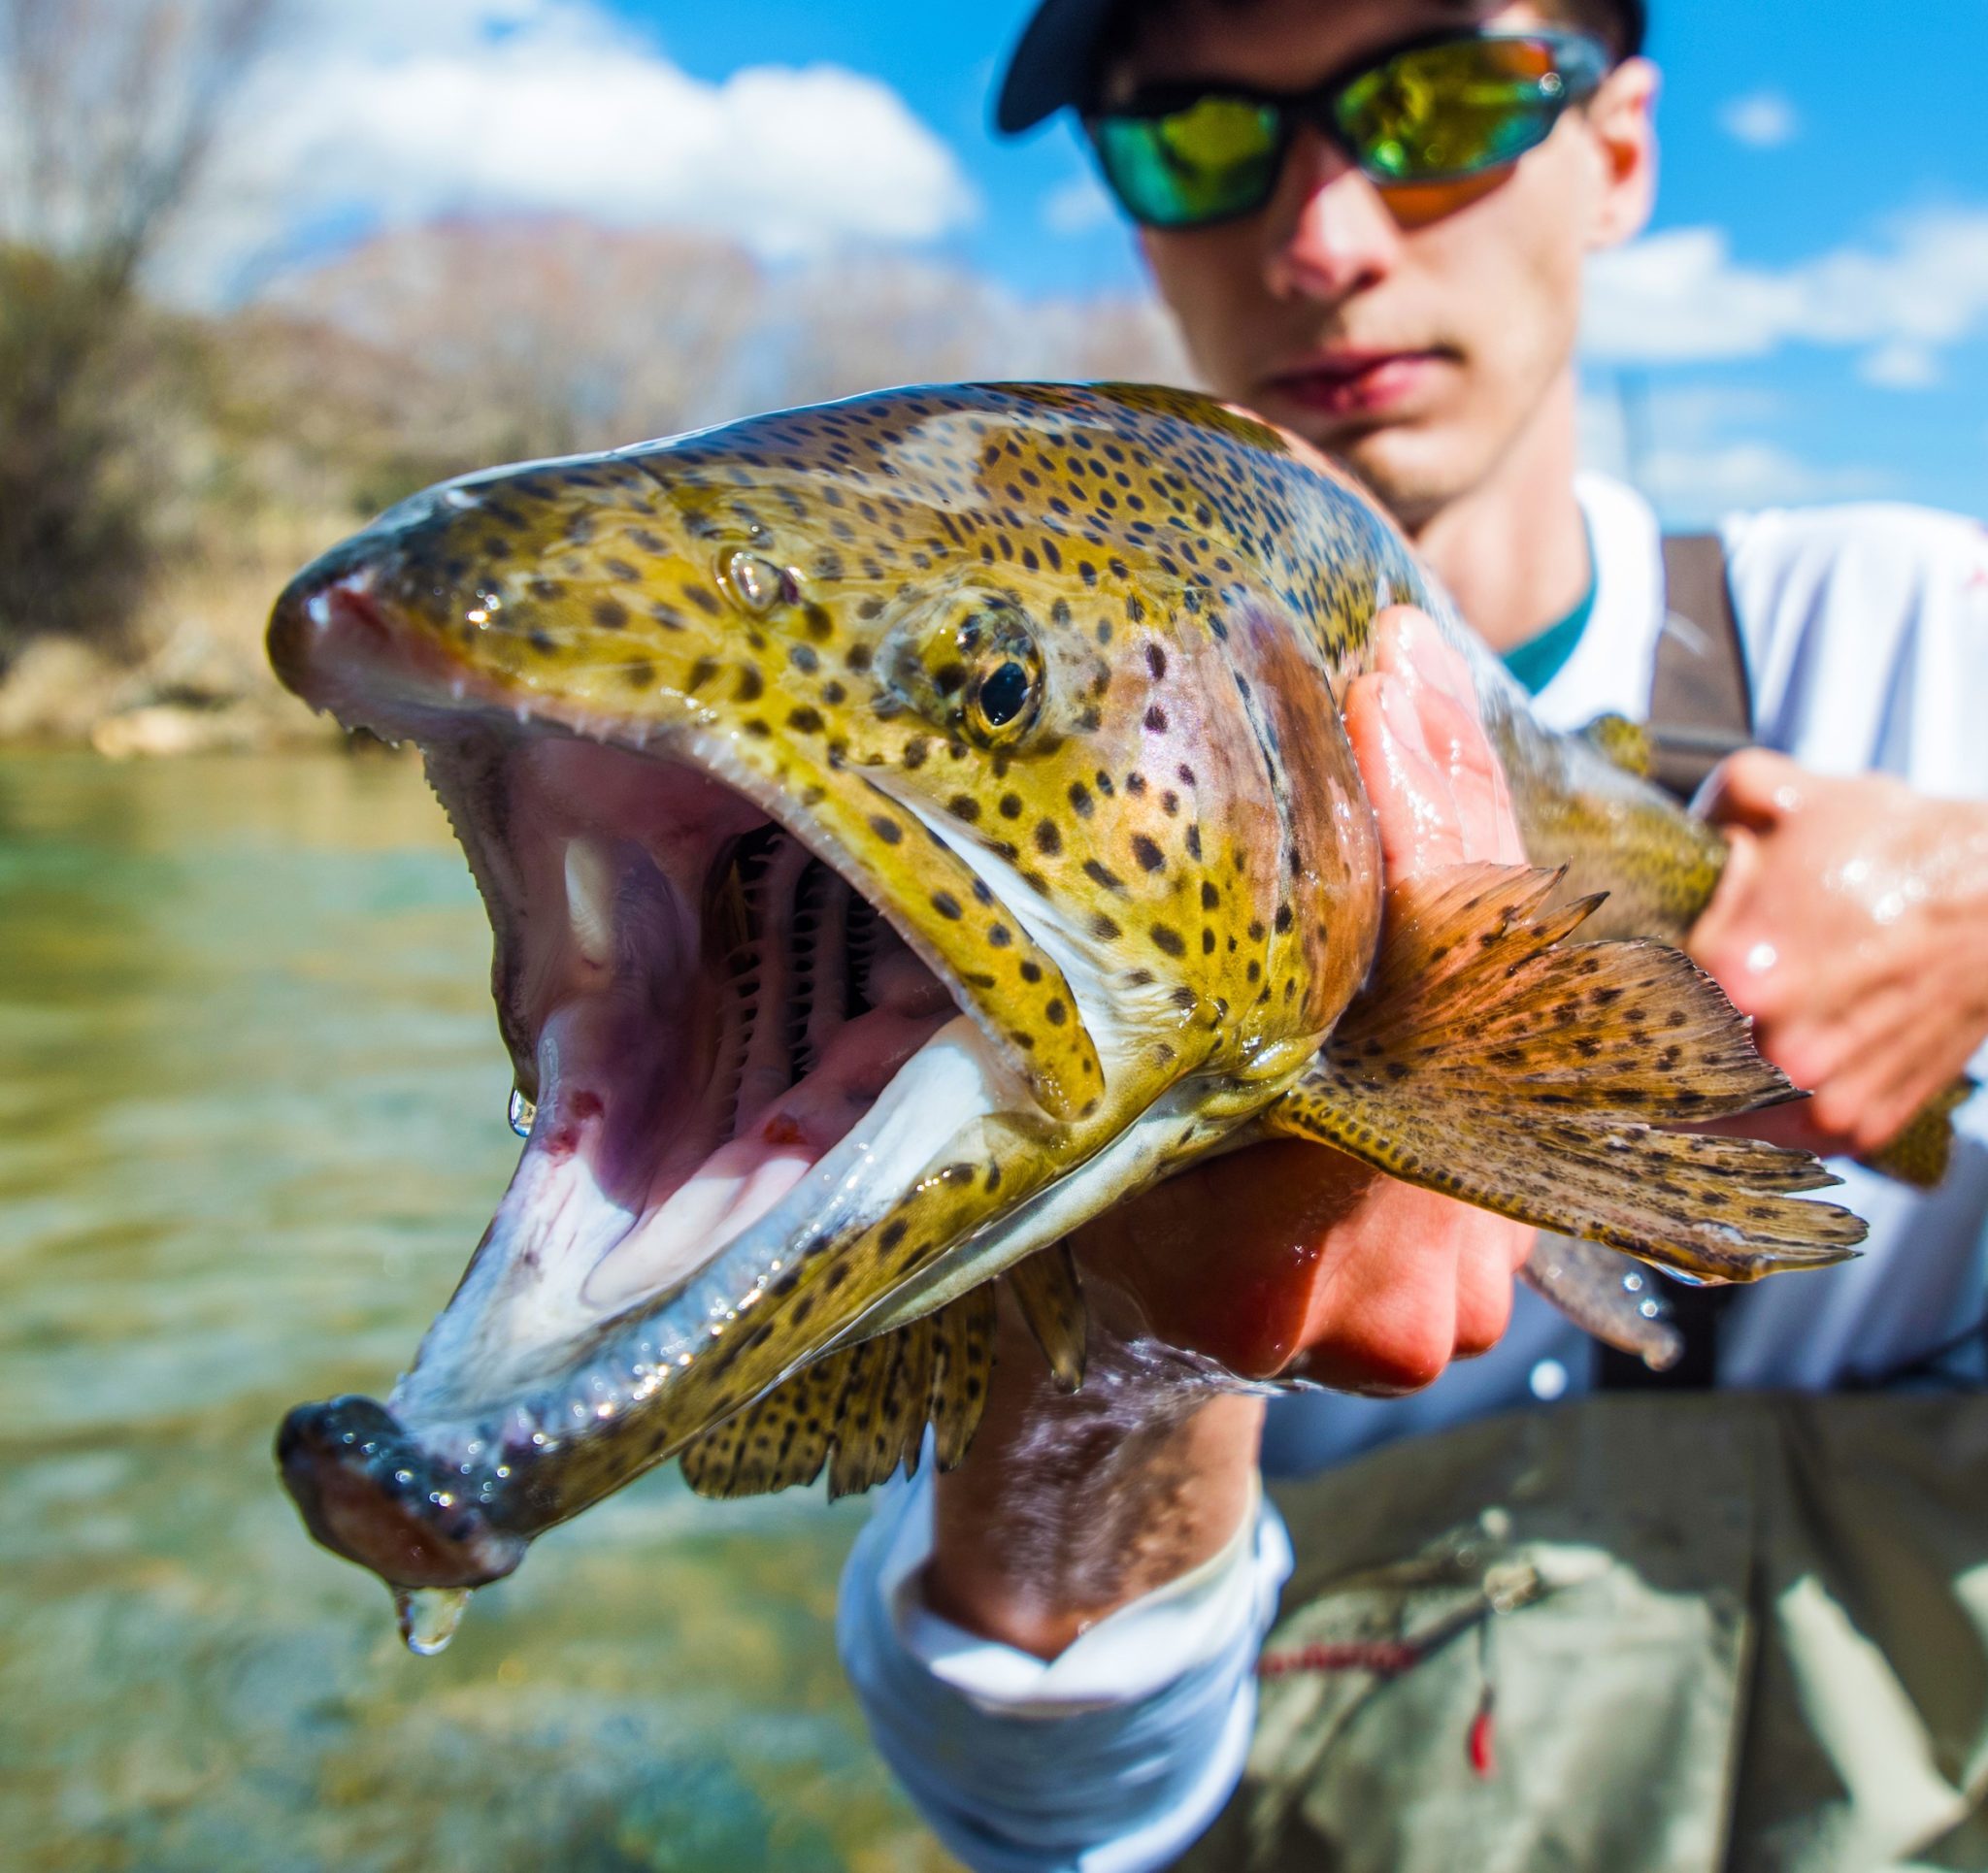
left=266, top=382, right=1864, bottom=1625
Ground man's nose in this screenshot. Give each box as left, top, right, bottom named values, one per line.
left=1262, top=128, right=1402, bottom=303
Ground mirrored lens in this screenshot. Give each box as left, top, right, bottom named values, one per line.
left=1337, top=37, right=1573, bottom=183
left=1091, top=96, right=1285, bottom=228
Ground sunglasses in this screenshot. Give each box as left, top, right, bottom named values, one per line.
left=1085, top=29, right=1611, bottom=230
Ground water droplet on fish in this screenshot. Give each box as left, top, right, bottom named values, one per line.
left=508, top=1088, right=536, bottom=1136
left=392, top=1585, right=471, bottom=1657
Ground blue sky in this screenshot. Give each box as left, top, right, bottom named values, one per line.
left=627, top=0, right=1988, bottom=524
left=181, top=0, right=1987, bottom=526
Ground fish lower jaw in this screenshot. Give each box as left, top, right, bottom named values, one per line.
left=278, top=718, right=1064, bottom=1579
left=282, top=1011, right=1011, bottom=1582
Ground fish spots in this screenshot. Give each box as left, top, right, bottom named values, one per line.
left=999, top=793, right=1024, bottom=820
left=592, top=598, right=629, bottom=630
left=1068, top=782, right=1094, bottom=818
left=735, top=667, right=765, bottom=704
left=1150, top=924, right=1186, bottom=957
left=1131, top=836, right=1166, bottom=873
left=947, top=794, right=981, bottom=823
left=1145, top=642, right=1168, bottom=680
left=1144, top=706, right=1169, bottom=733
left=1033, top=820, right=1062, bottom=857
left=1083, top=859, right=1125, bottom=893
left=869, top=814, right=905, bottom=845
left=931, top=891, right=964, bottom=921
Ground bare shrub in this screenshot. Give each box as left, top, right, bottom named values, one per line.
left=0, top=0, right=275, bottom=661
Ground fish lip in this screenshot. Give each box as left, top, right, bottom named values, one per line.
left=276, top=1396, right=529, bottom=1589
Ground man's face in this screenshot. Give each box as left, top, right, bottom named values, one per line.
left=1109, top=0, right=1652, bottom=527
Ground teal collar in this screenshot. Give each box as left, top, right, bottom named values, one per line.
left=1501, top=522, right=1597, bottom=699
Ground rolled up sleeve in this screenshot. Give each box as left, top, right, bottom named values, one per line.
left=836, top=1463, right=1292, bottom=1873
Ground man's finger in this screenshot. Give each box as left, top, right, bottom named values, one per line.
left=1344, top=669, right=1467, bottom=876
left=1699, top=746, right=1802, bottom=832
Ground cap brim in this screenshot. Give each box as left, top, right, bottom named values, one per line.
left=995, top=0, right=1647, bottom=135
left=995, top=0, right=1117, bottom=134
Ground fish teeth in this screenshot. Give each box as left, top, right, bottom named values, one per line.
left=564, top=837, right=617, bottom=969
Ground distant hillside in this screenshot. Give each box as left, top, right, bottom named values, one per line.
left=1, top=214, right=1191, bottom=752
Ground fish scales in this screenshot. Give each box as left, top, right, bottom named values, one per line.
left=266, top=382, right=1867, bottom=1603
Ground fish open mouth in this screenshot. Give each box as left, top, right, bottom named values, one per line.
left=272, top=571, right=1038, bottom=1588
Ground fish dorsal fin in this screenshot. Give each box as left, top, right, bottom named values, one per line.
left=1007, top=1241, right=1087, bottom=1392
left=679, top=1282, right=996, bottom=1501
left=1266, top=863, right=1867, bottom=1285
left=1580, top=711, right=1655, bottom=778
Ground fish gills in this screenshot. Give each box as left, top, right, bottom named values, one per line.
left=1267, top=864, right=1867, bottom=1285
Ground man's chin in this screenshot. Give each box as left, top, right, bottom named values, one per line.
left=1309, top=425, right=1466, bottom=535
left=1238, top=391, right=1456, bottom=517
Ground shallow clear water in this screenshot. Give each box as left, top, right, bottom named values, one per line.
left=0, top=751, right=953, bottom=1873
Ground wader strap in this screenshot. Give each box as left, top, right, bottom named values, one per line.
left=1597, top=535, right=1753, bottom=1393
left=1647, top=533, right=1753, bottom=804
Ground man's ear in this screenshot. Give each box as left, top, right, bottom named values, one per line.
left=1584, top=56, right=1659, bottom=250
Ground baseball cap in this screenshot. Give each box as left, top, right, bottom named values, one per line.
left=994, top=0, right=1648, bottom=133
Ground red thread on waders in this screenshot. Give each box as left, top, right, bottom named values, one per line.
left=1255, top=1640, right=1422, bottom=1679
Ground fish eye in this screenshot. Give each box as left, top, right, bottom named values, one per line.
left=977, top=659, right=1033, bottom=729
left=883, top=595, right=1046, bottom=747
left=959, top=614, right=1044, bottom=747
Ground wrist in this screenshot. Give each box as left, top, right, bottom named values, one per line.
left=927, top=1364, right=1265, bottom=1659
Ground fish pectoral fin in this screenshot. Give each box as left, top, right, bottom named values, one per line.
left=1264, top=863, right=1868, bottom=1285
left=1007, top=1241, right=1087, bottom=1392
left=678, top=1282, right=997, bottom=1501
left=1858, top=1077, right=1973, bottom=1189
left=1520, top=1236, right=1683, bottom=1370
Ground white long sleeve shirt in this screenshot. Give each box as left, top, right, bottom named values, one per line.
left=839, top=476, right=1988, bottom=1872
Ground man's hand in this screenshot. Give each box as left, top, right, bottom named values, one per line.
left=924, top=608, right=1536, bottom=1659
left=1689, top=749, right=1988, bottom=1159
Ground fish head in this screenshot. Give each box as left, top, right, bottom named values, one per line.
left=267, top=383, right=1381, bottom=1587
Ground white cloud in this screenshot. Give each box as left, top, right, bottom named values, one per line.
left=144, top=0, right=977, bottom=304
left=1042, top=171, right=1116, bottom=237
left=1582, top=209, right=1988, bottom=379
left=1579, top=381, right=1884, bottom=525
left=1639, top=442, right=1880, bottom=515
left=1719, top=90, right=1800, bottom=148
left=1860, top=340, right=1942, bottom=390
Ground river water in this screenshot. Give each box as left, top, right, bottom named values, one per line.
left=0, top=751, right=953, bottom=1873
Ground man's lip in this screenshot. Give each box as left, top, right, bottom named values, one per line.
left=1261, top=350, right=1448, bottom=416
